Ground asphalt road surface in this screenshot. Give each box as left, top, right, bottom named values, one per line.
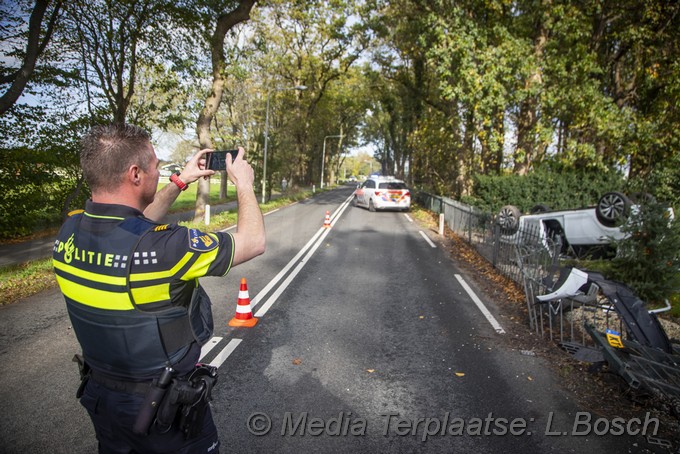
left=0, top=187, right=663, bottom=453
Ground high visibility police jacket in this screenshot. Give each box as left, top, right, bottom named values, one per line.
left=52, top=201, right=234, bottom=379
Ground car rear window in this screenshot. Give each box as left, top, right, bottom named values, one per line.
left=379, top=182, right=407, bottom=189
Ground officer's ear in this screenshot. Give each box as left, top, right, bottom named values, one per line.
left=127, top=165, right=143, bottom=186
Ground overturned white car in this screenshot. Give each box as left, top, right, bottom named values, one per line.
left=496, top=192, right=636, bottom=258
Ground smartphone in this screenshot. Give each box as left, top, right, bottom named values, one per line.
left=206, top=149, right=239, bottom=171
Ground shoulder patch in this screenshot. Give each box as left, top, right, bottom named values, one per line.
left=153, top=224, right=171, bottom=232
left=188, top=229, right=218, bottom=252
left=68, top=209, right=85, bottom=217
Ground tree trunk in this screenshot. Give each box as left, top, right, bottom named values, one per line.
left=194, top=0, right=256, bottom=222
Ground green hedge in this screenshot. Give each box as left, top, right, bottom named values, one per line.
left=462, top=169, right=626, bottom=214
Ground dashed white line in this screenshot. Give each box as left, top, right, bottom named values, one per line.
left=455, top=274, right=506, bottom=334
left=419, top=230, right=437, bottom=248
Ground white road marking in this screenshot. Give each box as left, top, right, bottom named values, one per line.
left=419, top=230, right=437, bottom=248
left=199, top=336, right=223, bottom=360
left=206, top=195, right=354, bottom=367
left=249, top=194, right=353, bottom=310
left=254, top=196, right=353, bottom=317
left=403, top=213, right=414, bottom=223
left=454, top=274, right=506, bottom=334
left=208, top=338, right=243, bottom=368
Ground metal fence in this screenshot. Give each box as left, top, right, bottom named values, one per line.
left=416, top=191, right=680, bottom=413
left=416, top=191, right=623, bottom=351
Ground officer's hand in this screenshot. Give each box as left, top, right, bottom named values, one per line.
left=179, top=149, right=215, bottom=184
left=226, top=147, right=254, bottom=191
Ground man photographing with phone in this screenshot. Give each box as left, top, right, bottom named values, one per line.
left=52, top=123, right=265, bottom=453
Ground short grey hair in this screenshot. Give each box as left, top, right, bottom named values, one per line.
left=81, top=123, right=153, bottom=193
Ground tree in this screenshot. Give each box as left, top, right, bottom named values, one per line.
left=252, top=0, right=365, bottom=190
left=61, top=0, right=169, bottom=124
left=193, top=0, right=256, bottom=221
left=0, top=0, right=63, bottom=115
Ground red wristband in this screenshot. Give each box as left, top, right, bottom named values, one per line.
left=170, top=173, right=188, bottom=191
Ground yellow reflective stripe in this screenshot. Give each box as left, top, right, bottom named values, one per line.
left=53, top=259, right=126, bottom=286
left=83, top=212, right=125, bottom=221
left=130, top=283, right=170, bottom=305
left=56, top=275, right=133, bottom=310
left=129, top=252, right=194, bottom=282
left=181, top=248, right=219, bottom=281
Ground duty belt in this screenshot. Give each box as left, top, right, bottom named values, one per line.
left=89, top=369, right=152, bottom=395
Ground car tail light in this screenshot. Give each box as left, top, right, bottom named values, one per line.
left=405, top=191, right=411, bottom=197
left=374, top=191, right=382, bottom=196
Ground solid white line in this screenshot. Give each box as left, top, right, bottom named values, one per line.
left=250, top=194, right=354, bottom=310
left=454, top=274, right=506, bottom=334
left=254, top=197, right=353, bottom=317
left=419, top=230, right=437, bottom=248
left=403, top=213, right=413, bottom=223
left=202, top=195, right=353, bottom=370
left=250, top=227, right=326, bottom=309
left=208, top=338, right=243, bottom=368
left=199, top=336, right=223, bottom=360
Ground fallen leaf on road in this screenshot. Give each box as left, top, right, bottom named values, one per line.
left=455, top=372, right=465, bottom=377
left=292, top=358, right=302, bottom=365
left=367, top=369, right=375, bottom=373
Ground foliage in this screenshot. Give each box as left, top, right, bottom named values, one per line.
left=464, top=169, right=625, bottom=214
left=2, top=0, right=679, bottom=245
left=0, top=106, right=91, bottom=239
left=608, top=200, right=680, bottom=305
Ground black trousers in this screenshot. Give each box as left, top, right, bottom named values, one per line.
left=80, top=379, right=220, bottom=454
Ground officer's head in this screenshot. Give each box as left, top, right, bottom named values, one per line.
left=81, top=124, right=157, bottom=197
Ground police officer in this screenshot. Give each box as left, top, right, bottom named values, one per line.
left=52, top=123, right=265, bottom=453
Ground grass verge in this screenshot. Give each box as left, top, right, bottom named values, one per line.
left=0, top=258, right=56, bottom=306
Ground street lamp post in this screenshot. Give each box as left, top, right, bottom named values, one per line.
left=321, top=134, right=343, bottom=189
left=262, top=85, right=307, bottom=203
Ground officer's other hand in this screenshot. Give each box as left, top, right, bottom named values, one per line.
left=180, top=149, right=215, bottom=184
left=226, top=147, right=254, bottom=190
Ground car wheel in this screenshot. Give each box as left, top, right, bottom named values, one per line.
left=369, top=199, right=376, bottom=212
left=497, top=205, right=521, bottom=234
left=352, top=196, right=358, bottom=207
left=596, top=191, right=631, bottom=227
left=530, top=204, right=551, bottom=214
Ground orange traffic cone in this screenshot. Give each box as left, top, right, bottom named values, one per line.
left=323, top=210, right=331, bottom=228
left=228, top=278, right=258, bottom=327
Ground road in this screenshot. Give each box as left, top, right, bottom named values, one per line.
left=0, top=187, right=661, bottom=453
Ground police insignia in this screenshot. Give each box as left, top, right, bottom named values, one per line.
left=188, top=229, right=218, bottom=252
left=154, top=224, right=170, bottom=232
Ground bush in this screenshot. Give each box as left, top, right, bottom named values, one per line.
left=464, top=169, right=625, bottom=213
left=608, top=200, right=680, bottom=305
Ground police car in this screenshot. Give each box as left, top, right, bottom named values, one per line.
left=352, top=176, right=411, bottom=212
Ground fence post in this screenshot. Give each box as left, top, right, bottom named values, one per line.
left=492, top=222, right=500, bottom=267
left=468, top=207, right=473, bottom=243
left=439, top=213, right=445, bottom=236
left=205, top=204, right=211, bottom=226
